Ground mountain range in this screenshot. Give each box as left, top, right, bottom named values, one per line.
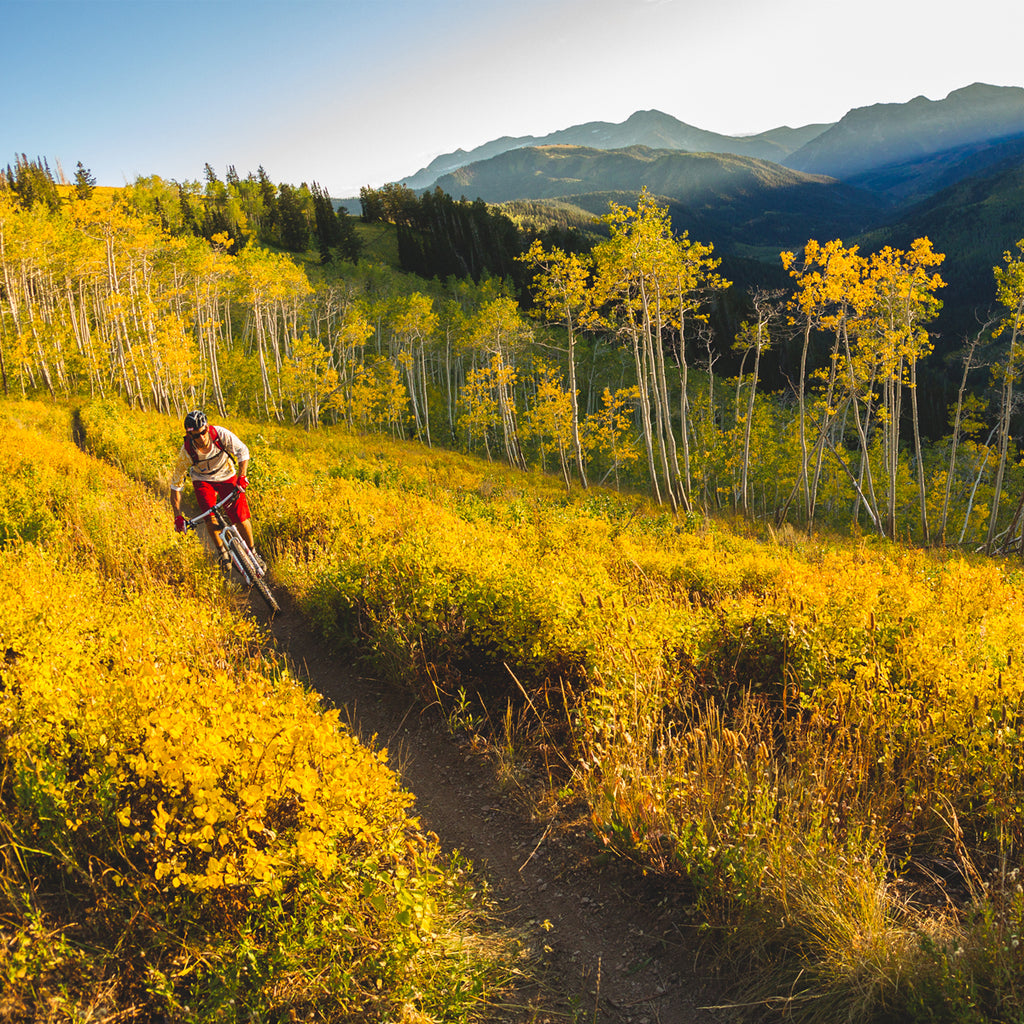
left=402, top=83, right=1024, bottom=199
left=399, top=109, right=833, bottom=190
left=394, top=83, right=1024, bottom=336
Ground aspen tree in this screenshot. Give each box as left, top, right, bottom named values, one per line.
left=436, top=298, right=469, bottom=442
left=459, top=360, right=501, bottom=460
left=466, top=298, right=530, bottom=470
left=938, top=329, right=986, bottom=544
left=236, top=243, right=312, bottom=419
left=328, top=304, right=374, bottom=428
left=852, top=239, right=944, bottom=540
left=594, top=193, right=672, bottom=506
left=583, top=386, right=641, bottom=489
left=987, top=240, right=1024, bottom=552
left=671, top=230, right=727, bottom=503
left=282, top=331, right=335, bottom=427
left=594, top=190, right=724, bottom=511
left=733, top=290, right=784, bottom=514
left=521, top=361, right=576, bottom=489
left=391, top=292, right=437, bottom=446
left=780, top=241, right=862, bottom=525
left=518, top=239, right=596, bottom=488
left=64, top=195, right=112, bottom=397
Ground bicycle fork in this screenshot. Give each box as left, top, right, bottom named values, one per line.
left=208, top=519, right=235, bottom=572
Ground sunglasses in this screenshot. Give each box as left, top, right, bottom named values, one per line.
left=187, top=428, right=208, bottom=439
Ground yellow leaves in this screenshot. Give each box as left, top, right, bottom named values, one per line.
left=239, top=783, right=265, bottom=808
left=152, top=801, right=172, bottom=839
left=518, top=240, right=596, bottom=329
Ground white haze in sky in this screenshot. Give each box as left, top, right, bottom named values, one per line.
left=4, top=0, right=1022, bottom=195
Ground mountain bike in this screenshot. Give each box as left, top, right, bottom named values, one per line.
left=184, top=486, right=279, bottom=615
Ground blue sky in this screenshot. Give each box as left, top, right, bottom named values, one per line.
left=4, top=0, right=1022, bottom=197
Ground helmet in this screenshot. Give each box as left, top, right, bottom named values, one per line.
left=184, top=409, right=208, bottom=433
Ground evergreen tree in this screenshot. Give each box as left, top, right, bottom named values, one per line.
left=178, top=183, right=200, bottom=236
left=336, top=205, right=363, bottom=263
left=384, top=186, right=527, bottom=285
left=277, top=183, right=310, bottom=252
left=152, top=196, right=170, bottom=232
left=9, top=155, right=62, bottom=211
left=256, top=166, right=279, bottom=242
left=73, top=161, right=96, bottom=200
left=311, top=181, right=342, bottom=264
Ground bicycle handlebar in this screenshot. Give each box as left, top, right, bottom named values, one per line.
left=185, top=485, right=245, bottom=531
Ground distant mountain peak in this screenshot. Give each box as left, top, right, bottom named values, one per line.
left=785, top=82, right=1024, bottom=178
left=624, top=109, right=679, bottom=123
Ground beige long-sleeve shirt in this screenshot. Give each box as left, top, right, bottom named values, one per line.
left=169, top=425, right=250, bottom=491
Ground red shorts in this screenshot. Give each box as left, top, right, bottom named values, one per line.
left=193, top=477, right=251, bottom=527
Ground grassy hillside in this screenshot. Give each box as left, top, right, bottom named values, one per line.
left=0, top=400, right=515, bottom=1023
left=32, top=395, right=1024, bottom=1023
left=496, top=197, right=607, bottom=243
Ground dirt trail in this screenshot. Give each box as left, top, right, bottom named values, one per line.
left=264, top=596, right=739, bottom=1024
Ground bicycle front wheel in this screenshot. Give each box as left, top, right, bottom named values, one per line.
left=252, top=575, right=280, bottom=615
left=232, top=540, right=280, bottom=615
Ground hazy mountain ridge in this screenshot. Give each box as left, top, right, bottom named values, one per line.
left=436, top=144, right=835, bottom=198
left=400, top=83, right=1024, bottom=211
left=401, top=110, right=833, bottom=191
left=782, top=83, right=1024, bottom=179
left=844, top=132, right=1024, bottom=203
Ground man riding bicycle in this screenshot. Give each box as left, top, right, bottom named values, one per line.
left=169, top=410, right=264, bottom=568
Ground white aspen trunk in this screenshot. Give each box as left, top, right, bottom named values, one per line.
left=987, top=314, right=1023, bottom=552
left=420, top=340, right=432, bottom=448
left=631, top=325, right=661, bottom=505
left=940, top=337, right=981, bottom=543
left=740, top=332, right=764, bottom=515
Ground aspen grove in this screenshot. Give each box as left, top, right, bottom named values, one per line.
left=3, top=178, right=1024, bottom=549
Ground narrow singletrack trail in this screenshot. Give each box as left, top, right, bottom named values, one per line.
left=263, top=596, right=740, bottom=1024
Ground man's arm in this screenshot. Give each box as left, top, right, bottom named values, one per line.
left=216, top=426, right=250, bottom=467
left=169, top=447, right=190, bottom=526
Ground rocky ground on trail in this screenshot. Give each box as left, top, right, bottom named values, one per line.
left=259, top=592, right=747, bottom=1024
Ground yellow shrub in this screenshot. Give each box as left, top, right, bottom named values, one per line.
left=0, top=405, right=498, bottom=1021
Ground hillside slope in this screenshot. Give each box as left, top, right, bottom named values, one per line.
left=435, top=144, right=886, bottom=249
left=784, top=82, right=1024, bottom=179
left=856, top=151, right=1024, bottom=334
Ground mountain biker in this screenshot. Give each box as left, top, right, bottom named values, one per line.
left=169, top=410, right=264, bottom=567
